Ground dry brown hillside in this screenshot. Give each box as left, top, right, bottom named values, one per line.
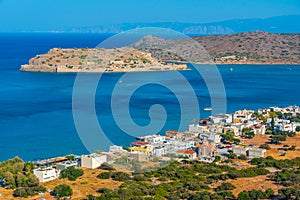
left=132, top=31, right=300, bottom=64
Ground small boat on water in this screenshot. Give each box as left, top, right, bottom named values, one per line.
left=230, top=68, right=233, bottom=72
left=203, top=107, right=212, bottom=111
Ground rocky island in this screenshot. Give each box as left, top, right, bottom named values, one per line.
left=20, top=47, right=187, bottom=73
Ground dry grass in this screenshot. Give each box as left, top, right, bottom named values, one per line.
left=240, top=133, right=300, bottom=160
left=226, top=175, right=282, bottom=196
left=240, top=134, right=270, bottom=146
left=0, top=168, right=123, bottom=200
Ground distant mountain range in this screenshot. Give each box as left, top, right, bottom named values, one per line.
left=63, top=15, right=300, bottom=35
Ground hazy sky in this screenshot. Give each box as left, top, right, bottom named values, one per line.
left=0, top=0, right=299, bottom=31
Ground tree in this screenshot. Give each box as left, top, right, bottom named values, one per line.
left=16, top=172, right=27, bottom=187
left=94, top=149, right=104, bottom=154
left=259, top=143, right=271, bottom=150
left=264, top=188, right=274, bottom=198
left=228, top=152, right=237, bottom=159
left=279, top=187, right=300, bottom=200
left=111, top=172, right=130, bottom=181
left=24, top=162, right=34, bottom=173
left=271, top=135, right=286, bottom=144
left=296, top=126, right=300, bottom=132
left=97, top=172, right=110, bottom=179
left=26, top=173, right=39, bottom=187
left=59, top=166, right=84, bottom=181
left=53, top=184, right=73, bottom=198
left=66, top=155, right=75, bottom=160
left=238, top=154, right=248, bottom=160
left=213, top=156, right=221, bottom=163
left=215, top=182, right=236, bottom=192
left=238, top=191, right=250, bottom=200
left=13, top=185, right=46, bottom=197
left=4, top=171, right=16, bottom=189
left=245, top=131, right=255, bottom=138
left=248, top=189, right=265, bottom=200
left=98, top=162, right=115, bottom=171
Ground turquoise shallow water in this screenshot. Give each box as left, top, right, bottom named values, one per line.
left=0, top=33, right=299, bottom=161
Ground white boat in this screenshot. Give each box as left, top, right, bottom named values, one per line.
left=203, top=107, right=212, bottom=111
left=230, top=68, right=233, bottom=72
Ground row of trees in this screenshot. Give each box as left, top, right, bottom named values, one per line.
left=0, top=157, right=45, bottom=197
left=237, top=188, right=274, bottom=200
left=250, top=156, right=300, bottom=169
left=97, top=171, right=130, bottom=181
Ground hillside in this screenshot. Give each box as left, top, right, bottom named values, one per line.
left=132, top=31, right=300, bottom=64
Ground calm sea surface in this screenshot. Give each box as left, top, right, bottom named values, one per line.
left=0, top=33, right=299, bottom=161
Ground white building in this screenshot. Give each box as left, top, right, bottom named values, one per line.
left=81, top=154, right=107, bottom=169
left=33, top=167, right=58, bottom=182
left=177, top=150, right=197, bottom=160
left=109, top=145, right=124, bottom=152
left=199, top=132, right=221, bottom=143
left=142, top=135, right=166, bottom=144
left=152, top=146, right=166, bottom=157
left=189, top=124, right=208, bottom=133
left=252, top=125, right=266, bottom=135
left=233, top=146, right=249, bottom=157
left=130, top=151, right=149, bottom=162
left=56, top=160, right=78, bottom=170
left=248, top=147, right=266, bottom=159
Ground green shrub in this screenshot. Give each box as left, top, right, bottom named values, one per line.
left=13, top=185, right=46, bottom=197
left=215, top=182, right=236, bottom=192
left=97, top=172, right=110, bottom=179
left=238, top=191, right=250, bottom=200
left=53, top=184, right=73, bottom=198
left=259, top=143, right=271, bottom=150
left=59, top=166, right=83, bottom=181
left=111, top=172, right=130, bottom=181
left=98, top=162, right=115, bottom=171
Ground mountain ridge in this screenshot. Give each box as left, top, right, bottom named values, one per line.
left=55, top=15, right=300, bottom=35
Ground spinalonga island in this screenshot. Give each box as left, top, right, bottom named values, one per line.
left=20, top=47, right=188, bottom=73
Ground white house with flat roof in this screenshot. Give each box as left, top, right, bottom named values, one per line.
left=33, top=167, right=58, bottom=182
left=189, top=124, right=208, bottom=133
left=248, top=147, right=266, bottom=159
left=56, top=160, right=78, bottom=170
left=81, top=154, right=107, bottom=169
left=109, top=145, right=124, bottom=152
left=142, top=135, right=166, bottom=144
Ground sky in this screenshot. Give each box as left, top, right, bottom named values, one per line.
left=0, top=0, right=299, bottom=32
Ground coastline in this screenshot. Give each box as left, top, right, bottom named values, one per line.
left=20, top=62, right=300, bottom=73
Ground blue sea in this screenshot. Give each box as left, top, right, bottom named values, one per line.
left=0, top=33, right=299, bottom=161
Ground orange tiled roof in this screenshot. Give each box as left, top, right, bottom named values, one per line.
left=132, top=141, right=149, bottom=146
left=177, top=150, right=195, bottom=155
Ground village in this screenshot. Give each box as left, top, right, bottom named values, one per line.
left=1, top=105, right=300, bottom=199
left=30, top=105, right=300, bottom=183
